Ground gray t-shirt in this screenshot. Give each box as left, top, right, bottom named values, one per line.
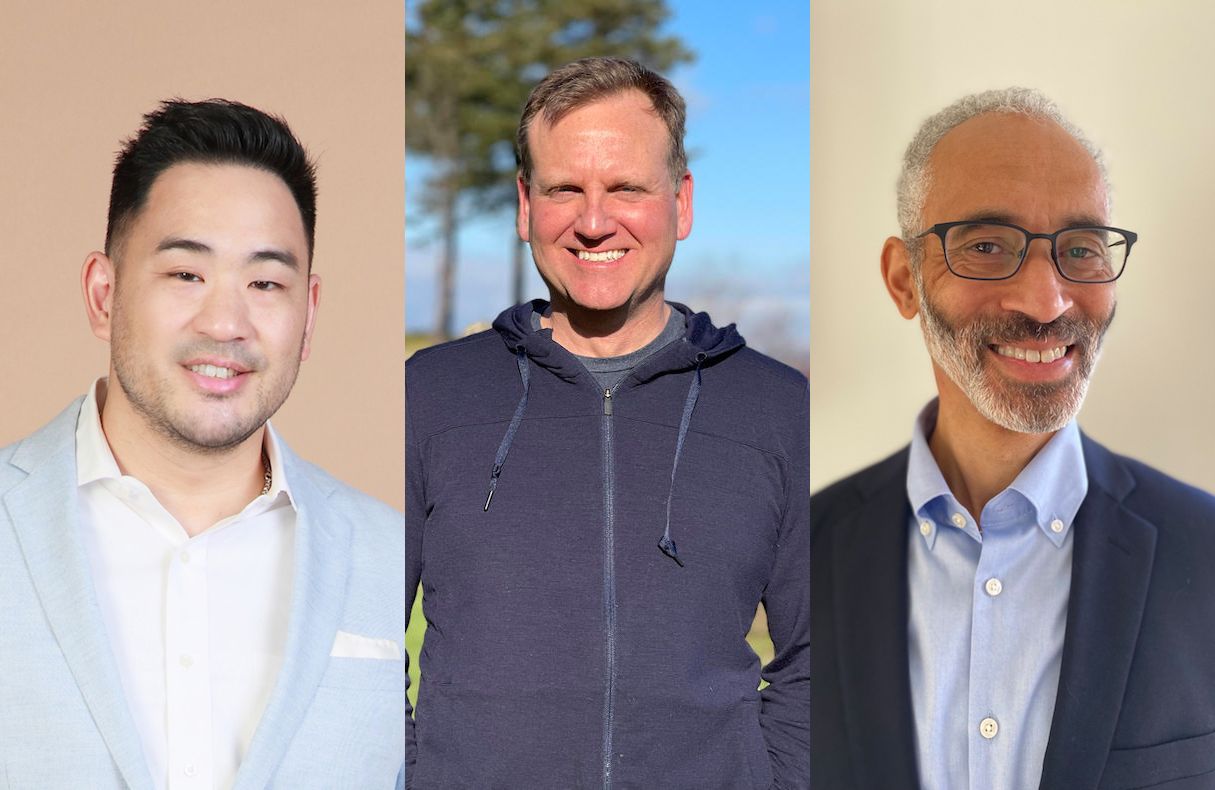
left=531, top=306, right=686, bottom=391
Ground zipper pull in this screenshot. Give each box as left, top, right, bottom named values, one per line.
left=603, top=388, right=613, bottom=416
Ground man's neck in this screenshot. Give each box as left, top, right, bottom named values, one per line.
left=927, top=387, right=1056, bottom=520
left=97, top=381, right=268, bottom=538
left=544, top=297, right=670, bottom=358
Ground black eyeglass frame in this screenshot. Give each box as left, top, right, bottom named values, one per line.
left=915, top=220, right=1139, bottom=283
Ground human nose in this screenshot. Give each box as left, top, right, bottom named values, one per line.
left=191, top=278, right=253, bottom=341
left=999, top=239, right=1073, bottom=323
left=572, top=190, right=618, bottom=241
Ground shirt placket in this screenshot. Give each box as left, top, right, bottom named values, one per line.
left=166, top=536, right=214, bottom=789
left=969, top=519, right=1010, bottom=789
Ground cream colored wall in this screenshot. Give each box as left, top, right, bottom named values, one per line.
left=0, top=0, right=404, bottom=508
left=811, top=0, right=1215, bottom=493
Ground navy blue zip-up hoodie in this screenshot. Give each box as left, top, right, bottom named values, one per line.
left=406, top=301, right=810, bottom=789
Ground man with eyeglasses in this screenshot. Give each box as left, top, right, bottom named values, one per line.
left=810, top=88, right=1215, bottom=790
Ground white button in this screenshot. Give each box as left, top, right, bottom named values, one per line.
left=1050, top=519, right=1064, bottom=533
left=179, top=654, right=194, bottom=669
left=951, top=513, right=966, bottom=528
left=984, top=578, right=1003, bottom=597
left=919, top=520, right=932, bottom=536
left=183, top=764, right=197, bottom=777
left=179, top=550, right=191, bottom=564
left=979, top=717, right=999, bottom=739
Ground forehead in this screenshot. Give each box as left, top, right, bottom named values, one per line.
left=528, top=90, right=669, bottom=176
left=130, top=162, right=307, bottom=248
left=923, top=112, right=1108, bottom=227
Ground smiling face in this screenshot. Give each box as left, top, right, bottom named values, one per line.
left=517, top=89, right=692, bottom=322
left=898, top=112, right=1116, bottom=434
left=87, top=162, right=319, bottom=453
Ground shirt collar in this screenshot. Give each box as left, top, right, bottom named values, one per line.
left=75, top=377, right=294, bottom=507
left=907, top=398, right=1086, bottom=550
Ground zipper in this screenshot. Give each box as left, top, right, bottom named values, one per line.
left=601, top=386, right=617, bottom=788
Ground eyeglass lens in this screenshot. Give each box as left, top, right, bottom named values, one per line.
left=944, top=224, right=1129, bottom=281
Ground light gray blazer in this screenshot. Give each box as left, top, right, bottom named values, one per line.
left=0, top=400, right=405, bottom=789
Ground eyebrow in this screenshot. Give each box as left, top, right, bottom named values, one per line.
left=155, top=237, right=300, bottom=270
left=956, top=212, right=1108, bottom=228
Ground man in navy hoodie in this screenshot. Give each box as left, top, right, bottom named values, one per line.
left=406, top=58, right=810, bottom=788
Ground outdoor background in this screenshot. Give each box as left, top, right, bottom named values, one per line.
left=812, top=0, right=1215, bottom=494
left=0, top=0, right=404, bottom=509
left=406, top=0, right=810, bottom=708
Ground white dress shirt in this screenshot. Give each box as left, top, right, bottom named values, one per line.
left=75, top=379, right=296, bottom=790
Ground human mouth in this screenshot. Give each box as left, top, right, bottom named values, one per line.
left=187, top=363, right=240, bottom=379
left=574, top=249, right=627, bottom=263
left=993, top=344, right=1070, bottom=364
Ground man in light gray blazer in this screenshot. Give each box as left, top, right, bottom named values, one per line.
left=0, top=100, right=404, bottom=788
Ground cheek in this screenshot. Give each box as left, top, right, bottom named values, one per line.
left=528, top=204, right=575, bottom=242
left=1074, top=287, right=1116, bottom=320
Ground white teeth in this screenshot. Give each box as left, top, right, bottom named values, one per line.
left=189, top=364, right=237, bottom=379
left=576, top=249, right=626, bottom=262
left=995, top=345, right=1067, bottom=364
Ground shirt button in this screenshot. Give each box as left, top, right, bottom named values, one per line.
left=179, top=550, right=191, bottom=564
left=183, top=764, right=197, bottom=777
left=951, top=512, right=966, bottom=528
left=985, top=578, right=1003, bottom=597
left=1050, top=519, right=1065, bottom=533
left=979, top=717, right=999, bottom=739
left=179, top=654, right=194, bottom=669
left=919, top=520, right=932, bottom=537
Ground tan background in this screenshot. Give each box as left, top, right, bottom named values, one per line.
left=811, top=0, right=1215, bottom=493
left=0, top=0, right=404, bottom=508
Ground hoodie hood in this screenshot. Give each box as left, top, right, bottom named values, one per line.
left=491, top=299, right=745, bottom=384
left=486, top=299, right=746, bottom=565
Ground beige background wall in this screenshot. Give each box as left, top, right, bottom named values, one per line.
left=0, top=0, right=404, bottom=508
left=812, top=0, right=1215, bottom=493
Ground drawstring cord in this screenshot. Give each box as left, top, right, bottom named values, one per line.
left=484, top=347, right=530, bottom=511
left=658, top=354, right=705, bottom=566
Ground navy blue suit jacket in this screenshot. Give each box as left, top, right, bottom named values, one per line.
left=811, top=434, right=1215, bottom=789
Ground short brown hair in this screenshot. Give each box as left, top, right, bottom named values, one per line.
left=516, top=57, right=687, bottom=188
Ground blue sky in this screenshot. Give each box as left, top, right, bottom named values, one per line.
left=406, top=0, right=809, bottom=357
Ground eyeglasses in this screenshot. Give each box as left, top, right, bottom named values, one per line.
left=915, top=221, right=1138, bottom=283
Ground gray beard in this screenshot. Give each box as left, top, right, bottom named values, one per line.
left=912, top=265, right=1113, bottom=434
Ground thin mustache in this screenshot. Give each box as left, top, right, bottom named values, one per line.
left=974, top=312, right=1104, bottom=346
left=175, top=343, right=263, bottom=371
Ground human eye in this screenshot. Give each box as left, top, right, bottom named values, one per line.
left=967, top=239, right=1007, bottom=256
left=249, top=280, right=281, bottom=292
left=1059, top=230, right=1110, bottom=263
left=170, top=271, right=202, bottom=283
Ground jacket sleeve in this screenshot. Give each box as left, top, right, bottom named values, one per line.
left=759, top=380, right=811, bottom=788
left=405, top=384, right=424, bottom=787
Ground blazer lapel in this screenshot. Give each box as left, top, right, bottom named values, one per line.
left=3, top=402, right=155, bottom=790
left=233, top=446, right=352, bottom=790
left=1038, top=437, right=1156, bottom=790
left=833, top=451, right=920, bottom=788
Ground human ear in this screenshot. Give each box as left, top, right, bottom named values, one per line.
left=299, top=273, right=322, bottom=361
left=516, top=175, right=531, bottom=243
left=881, top=236, right=919, bottom=320
left=81, top=252, right=117, bottom=341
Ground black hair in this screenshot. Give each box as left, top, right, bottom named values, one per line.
left=105, top=98, right=317, bottom=259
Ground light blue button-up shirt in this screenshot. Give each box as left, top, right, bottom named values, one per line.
left=907, top=400, right=1087, bottom=790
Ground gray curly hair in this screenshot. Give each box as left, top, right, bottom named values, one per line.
left=896, top=87, right=1109, bottom=242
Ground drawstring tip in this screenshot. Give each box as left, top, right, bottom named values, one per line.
left=483, top=485, right=496, bottom=512
left=658, top=535, right=684, bottom=567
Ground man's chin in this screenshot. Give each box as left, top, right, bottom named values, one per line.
left=968, top=375, right=1088, bottom=435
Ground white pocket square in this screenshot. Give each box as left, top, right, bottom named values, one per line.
left=329, top=630, right=402, bottom=660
